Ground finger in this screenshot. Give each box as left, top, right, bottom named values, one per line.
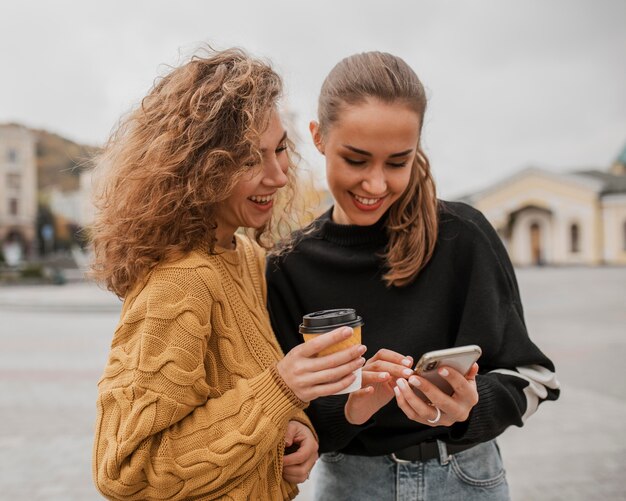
left=365, top=359, right=414, bottom=379
left=368, top=349, right=413, bottom=367
left=437, top=366, right=469, bottom=395
left=310, top=371, right=357, bottom=398
left=393, top=382, right=420, bottom=421
left=349, top=385, right=375, bottom=399
left=396, top=377, right=437, bottom=417
left=283, top=436, right=316, bottom=466
left=283, top=467, right=307, bottom=484
left=360, top=370, right=390, bottom=386
left=284, top=463, right=310, bottom=479
left=308, top=343, right=367, bottom=371
left=283, top=448, right=308, bottom=466
left=298, top=327, right=354, bottom=357
left=306, top=356, right=365, bottom=386
left=466, top=363, right=479, bottom=380
left=303, top=452, right=318, bottom=475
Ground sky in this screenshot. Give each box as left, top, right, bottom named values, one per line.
left=1, top=0, right=625, bottom=198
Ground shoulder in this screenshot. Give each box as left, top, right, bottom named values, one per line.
left=437, top=200, right=519, bottom=294
left=142, top=252, right=222, bottom=302
left=439, top=201, right=494, bottom=234
left=267, top=213, right=327, bottom=267
left=438, top=201, right=502, bottom=251
left=121, top=256, right=217, bottom=325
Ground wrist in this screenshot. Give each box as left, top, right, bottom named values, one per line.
left=344, top=397, right=364, bottom=425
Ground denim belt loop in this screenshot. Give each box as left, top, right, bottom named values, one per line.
left=436, top=440, right=451, bottom=465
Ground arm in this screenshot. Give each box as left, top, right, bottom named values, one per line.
left=93, top=268, right=305, bottom=500
left=445, top=209, right=560, bottom=443
left=266, top=256, right=375, bottom=453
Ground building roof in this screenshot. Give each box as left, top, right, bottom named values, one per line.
left=616, top=142, right=626, bottom=166
left=575, top=170, right=626, bottom=195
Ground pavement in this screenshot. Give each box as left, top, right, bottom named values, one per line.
left=0, top=267, right=625, bottom=500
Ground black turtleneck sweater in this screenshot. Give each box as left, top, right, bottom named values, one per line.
left=266, top=201, right=559, bottom=456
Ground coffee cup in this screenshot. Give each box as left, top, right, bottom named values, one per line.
left=299, top=308, right=364, bottom=395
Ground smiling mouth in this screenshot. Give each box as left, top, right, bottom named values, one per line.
left=351, top=192, right=385, bottom=206
left=248, top=194, right=275, bottom=205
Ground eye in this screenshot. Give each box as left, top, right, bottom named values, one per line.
left=344, top=157, right=366, bottom=166
left=387, top=161, right=408, bottom=168
left=276, top=142, right=288, bottom=154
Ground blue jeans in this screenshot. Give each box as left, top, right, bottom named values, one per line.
left=313, top=440, right=510, bottom=501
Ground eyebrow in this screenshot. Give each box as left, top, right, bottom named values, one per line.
left=261, top=131, right=288, bottom=152
left=343, top=145, right=413, bottom=158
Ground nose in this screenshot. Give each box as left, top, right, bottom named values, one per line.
left=362, top=166, right=387, bottom=195
left=263, top=155, right=288, bottom=188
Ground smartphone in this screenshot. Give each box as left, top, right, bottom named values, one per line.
left=412, top=345, right=482, bottom=400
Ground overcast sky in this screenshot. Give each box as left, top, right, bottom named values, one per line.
left=1, top=0, right=625, bottom=198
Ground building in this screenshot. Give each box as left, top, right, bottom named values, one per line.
left=463, top=148, right=626, bottom=266
left=0, top=124, right=37, bottom=263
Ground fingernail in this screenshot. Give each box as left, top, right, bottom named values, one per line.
left=359, top=357, right=366, bottom=365
left=343, top=327, right=353, bottom=336
left=393, top=386, right=400, bottom=396
left=409, top=376, right=420, bottom=387
left=358, top=345, right=367, bottom=354
left=439, top=368, right=449, bottom=377
left=401, top=358, right=412, bottom=367
left=402, top=368, right=413, bottom=377
left=379, top=372, right=389, bottom=379
left=396, top=378, right=406, bottom=389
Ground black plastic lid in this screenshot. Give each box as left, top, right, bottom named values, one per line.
left=299, top=308, right=364, bottom=334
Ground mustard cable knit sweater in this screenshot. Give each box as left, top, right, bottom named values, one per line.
left=93, top=234, right=312, bottom=501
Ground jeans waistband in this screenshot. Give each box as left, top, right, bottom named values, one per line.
left=390, top=440, right=475, bottom=463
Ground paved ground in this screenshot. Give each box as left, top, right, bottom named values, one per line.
left=0, top=267, right=624, bottom=500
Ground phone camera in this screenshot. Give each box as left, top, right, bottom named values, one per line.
left=425, top=361, right=438, bottom=371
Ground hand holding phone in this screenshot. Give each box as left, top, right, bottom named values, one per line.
left=412, top=345, right=481, bottom=400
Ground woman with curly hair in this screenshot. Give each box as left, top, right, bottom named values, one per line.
left=90, top=48, right=366, bottom=501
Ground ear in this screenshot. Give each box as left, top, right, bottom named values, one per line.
left=309, top=121, right=325, bottom=154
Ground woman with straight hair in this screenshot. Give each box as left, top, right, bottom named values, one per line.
left=267, top=51, right=560, bottom=500
left=90, top=48, right=367, bottom=501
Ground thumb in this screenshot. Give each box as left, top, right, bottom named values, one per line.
left=466, top=363, right=479, bottom=380
left=349, top=386, right=374, bottom=399
left=284, top=422, right=296, bottom=446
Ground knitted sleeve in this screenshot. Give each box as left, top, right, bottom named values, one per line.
left=93, top=266, right=306, bottom=500
left=266, top=255, right=366, bottom=453
left=446, top=209, right=560, bottom=444
left=252, top=241, right=318, bottom=443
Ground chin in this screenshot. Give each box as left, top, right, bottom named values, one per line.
left=347, top=211, right=385, bottom=226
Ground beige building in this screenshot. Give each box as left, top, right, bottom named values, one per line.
left=0, top=124, right=37, bottom=262
left=463, top=152, right=626, bottom=266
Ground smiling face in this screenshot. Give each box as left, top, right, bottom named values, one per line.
left=311, top=98, right=421, bottom=226
left=214, top=109, right=289, bottom=247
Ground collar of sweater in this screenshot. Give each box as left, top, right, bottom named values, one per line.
left=317, top=207, right=389, bottom=247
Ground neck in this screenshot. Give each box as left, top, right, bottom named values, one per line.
left=215, top=226, right=237, bottom=250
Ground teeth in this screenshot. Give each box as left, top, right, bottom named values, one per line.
left=353, top=194, right=381, bottom=206
left=249, top=194, right=274, bottom=204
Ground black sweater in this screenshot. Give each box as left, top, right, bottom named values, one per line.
left=266, top=201, right=559, bottom=456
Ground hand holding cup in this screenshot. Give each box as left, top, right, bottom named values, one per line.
left=277, top=326, right=366, bottom=402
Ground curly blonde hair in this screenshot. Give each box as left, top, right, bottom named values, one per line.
left=89, top=47, right=296, bottom=298
left=317, top=51, right=439, bottom=287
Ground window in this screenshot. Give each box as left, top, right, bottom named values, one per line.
left=7, top=149, right=18, bottom=163
left=9, top=199, right=18, bottom=216
left=6, top=173, right=21, bottom=189
left=570, top=223, right=580, bottom=253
